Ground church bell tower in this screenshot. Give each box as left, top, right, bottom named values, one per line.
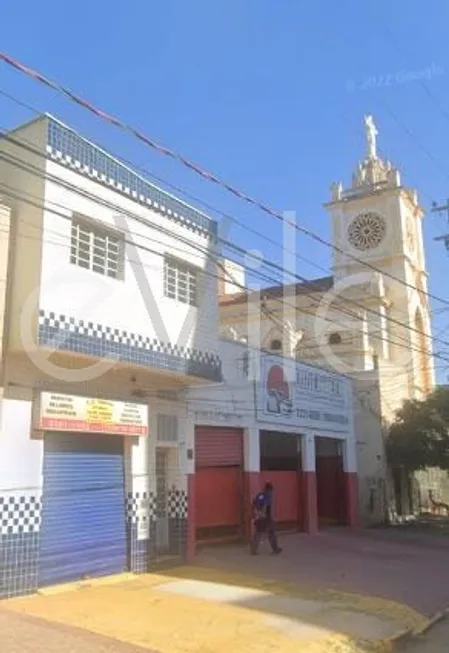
left=324, top=115, right=434, bottom=399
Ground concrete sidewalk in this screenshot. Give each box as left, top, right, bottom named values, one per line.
left=3, top=569, right=427, bottom=653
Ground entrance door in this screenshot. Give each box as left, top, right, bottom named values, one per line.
left=195, top=426, right=244, bottom=542
left=39, top=432, right=127, bottom=587
left=259, top=430, right=302, bottom=531
left=316, top=437, right=346, bottom=525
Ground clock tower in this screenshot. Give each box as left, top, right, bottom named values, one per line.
left=325, top=115, right=434, bottom=401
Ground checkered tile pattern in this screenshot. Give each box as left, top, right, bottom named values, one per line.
left=38, top=310, right=222, bottom=382
left=46, top=119, right=217, bottom=240
left=0, top=495, right=41, bottom=536
left=168, top=489, right=188, bottom=519
left=126, top=491, right=156, bottom=524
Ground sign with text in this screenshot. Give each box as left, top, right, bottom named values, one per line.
left=38, top=392, right=148, bottom=436
left=257, top=355, right=351, bottom=434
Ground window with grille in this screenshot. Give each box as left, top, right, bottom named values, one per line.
left=70, top=218, right=122, bottom=279
left=157, top=414, right=178, bottom=443
left=164, top=257, right=198, bottom=306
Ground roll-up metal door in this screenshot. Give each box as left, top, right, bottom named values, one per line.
left=39, top=432, right=127, bottom=587
left=194, top=427, right=244, bottom=542
left=195, top=427, right=243, bottom=468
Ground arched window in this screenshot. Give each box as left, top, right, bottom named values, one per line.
left=328, top=332, right=342, bottom=345
left=241, top=350, right=249, bottom=377
left=270, top=339, right=282, bottom=351
left=415, top=309, right=431, bottom=394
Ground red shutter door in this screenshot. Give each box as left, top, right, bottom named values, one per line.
left=195, top=426, right=243, bottom=468
left=260, top=470, right=302, bottom=532
left=194, top=427, right=244, bottom=542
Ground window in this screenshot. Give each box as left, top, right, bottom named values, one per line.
left=328, top=332, right=342, bottom=345
left=269, top=339, right=282, bottom=351
left=157, top=414, right=178, bottom=443
left=70, top=218, right=122, bottom=279
left=242, top=350, right=250, bottom=377
left=164, top=257, right=198, bottom=306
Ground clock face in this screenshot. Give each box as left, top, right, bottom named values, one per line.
left=347, top=212, right=386, bottom=251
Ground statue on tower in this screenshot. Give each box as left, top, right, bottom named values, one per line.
left=364, top=114, right=378, bottom=160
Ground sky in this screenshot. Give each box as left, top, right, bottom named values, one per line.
left=1, top=1, right=449, bottom=382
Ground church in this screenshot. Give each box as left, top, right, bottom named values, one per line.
left=218, top=115, right=435, bottom=521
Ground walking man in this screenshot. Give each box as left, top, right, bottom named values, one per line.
left=250, top=481, right=282, bottom=555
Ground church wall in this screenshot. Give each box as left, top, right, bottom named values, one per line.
left=352, top=372, right=387, bottom=525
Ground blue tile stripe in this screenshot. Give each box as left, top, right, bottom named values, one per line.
left=0, top=492, right=41, bottom=599
left=46, top=118, right=217, bottom=239
left=38, top=310, right=222, bottom=382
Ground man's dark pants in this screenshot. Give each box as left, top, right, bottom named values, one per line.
left=250, top=517, right=279, bottom=554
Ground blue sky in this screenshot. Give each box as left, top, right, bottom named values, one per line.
left=2, top=1, right=449, bottom=381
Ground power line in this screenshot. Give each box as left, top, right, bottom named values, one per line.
left=2, top=52, right=449, bottom=314
left=0, top=169, right=446, bottom=374
left=0, top=148, right=439, bottom=368
left=4, top=87, right=442, bottom=329
left=2, top=130, right=446, bottom=361
left=1, top=183, right=436, bottom=370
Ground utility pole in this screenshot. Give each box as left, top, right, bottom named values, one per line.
left=431, top=200, right=449, bottom=251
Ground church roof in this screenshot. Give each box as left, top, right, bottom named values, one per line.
left=219, top=275, right=334, bottom=307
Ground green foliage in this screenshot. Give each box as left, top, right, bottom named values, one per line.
left=386, top=386, right=449, bottom=471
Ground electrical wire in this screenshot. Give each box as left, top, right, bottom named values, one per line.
left=4, top=86, right=448, bottom=324
left=2, top=51, right=449, bottom=312
left=1, top=133, right=445, bottom=359
left=0, top=176, right=446, bottom=377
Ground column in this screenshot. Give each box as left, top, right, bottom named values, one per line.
left=343, top=438, right=359, bottom=528
left=125, top=433, right=151, bottom=572
left=301, top=432, right=318, bottom=534
left=244, top=426, right=261, bottom=540
left=184, top=416, right=196, bottom=563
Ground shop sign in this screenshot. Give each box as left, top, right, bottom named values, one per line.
left=38, top=392, right=148, bottom=436
left=257, top=355, right=351, bottom=433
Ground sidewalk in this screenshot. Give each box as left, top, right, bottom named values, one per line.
left=4, top=567, right=427, bottom=653
left=1, top=608, right=158, bottom=653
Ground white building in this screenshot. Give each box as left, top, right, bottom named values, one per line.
left=188, top=340, right=359, bottom=552
left=0, top=114, right=221, bottom=596
left=0, top=113, right=365, bottom=599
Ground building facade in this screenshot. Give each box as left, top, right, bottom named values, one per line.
left=0, top=115, right=220, bottom=597
left=219, top=116, right=434, bottom=521
left=188, top=339, right=359, bottom=554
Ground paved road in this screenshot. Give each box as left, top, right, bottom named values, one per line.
left=401, top=617, right=449, bottom=653
left=1, top=609, right=155, bottom=653
left=196, top=529, right=449, bottom=616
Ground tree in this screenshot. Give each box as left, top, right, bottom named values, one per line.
left=386, top=386, right=449, bottom=472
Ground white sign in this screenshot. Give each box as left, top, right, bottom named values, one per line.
left=257, top=355, right=351, bottom=433
left=38, top=392, right=148, bottom=436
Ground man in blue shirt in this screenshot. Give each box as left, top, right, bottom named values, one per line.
left=250, top=481, right=282, bottom=555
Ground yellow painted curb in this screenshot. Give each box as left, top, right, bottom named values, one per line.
left=38, top=572, right=136, bottom=596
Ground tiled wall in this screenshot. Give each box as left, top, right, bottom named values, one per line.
left=0, top=492, right=41, bottom=599
left=38, top=310, right=222, bottom=383
left=167, top=488, right=188, bottom=558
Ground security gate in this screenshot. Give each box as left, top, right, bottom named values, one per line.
left=38, top=432, right=127, bottom=587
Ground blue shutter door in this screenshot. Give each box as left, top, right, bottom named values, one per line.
left=39, top=432, right=127, bottom=587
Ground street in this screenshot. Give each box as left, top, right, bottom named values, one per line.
left=400, top=617, right=449, bottom=653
